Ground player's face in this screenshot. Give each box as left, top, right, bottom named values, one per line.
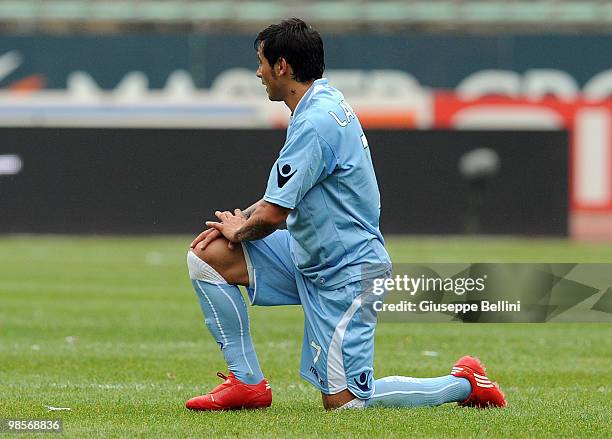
left=256, top=45, right=282, bottom=101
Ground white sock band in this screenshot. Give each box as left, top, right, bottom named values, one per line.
left=187, top=250, right=226, bottom=284
left=336, top=398, right=366, bottom=410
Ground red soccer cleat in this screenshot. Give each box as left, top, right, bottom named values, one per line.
left=185, top=372, right=272, bottom=411
left=451, top=355, right=507, bottom=408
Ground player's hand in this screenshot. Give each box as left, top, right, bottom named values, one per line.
left=190, top=227, right=223, bottom=251
left=206, top=209, right=247, bottom=247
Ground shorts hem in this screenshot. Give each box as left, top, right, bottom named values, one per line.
left=300, top=372, right=341, bottom=395
left=300, top=372, right=373, bottom=399
left=346, top=383, right=375, bottom=401
left=241, top=242, right=256, bottom=305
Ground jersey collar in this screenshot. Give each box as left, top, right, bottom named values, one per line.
left=291, top=78, right=328, bottom=119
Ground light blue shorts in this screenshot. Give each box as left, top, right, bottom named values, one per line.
left=242, top=230, right=387, bottom=399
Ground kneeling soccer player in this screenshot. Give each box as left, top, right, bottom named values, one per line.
left=184, top=18, right=506, bottom=411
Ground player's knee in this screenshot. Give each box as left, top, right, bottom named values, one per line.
left=321, top=394, right=335, bottom=410
left=321, top=389, right=357, bottom=410
left=190, top=238, right=226, bottom=270
left=187, top=248, right=227, bottom=284
left=187, top=239, right=248, bottom=286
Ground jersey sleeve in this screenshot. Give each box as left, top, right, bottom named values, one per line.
left=263, top=121, right=332, bottom=209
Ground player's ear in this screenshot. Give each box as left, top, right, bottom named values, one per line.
left=277, top=57, right=289, bottom=76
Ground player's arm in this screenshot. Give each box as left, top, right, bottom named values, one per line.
left=240, top=199, right=265, bottom=220
left=190, top=199, right=266, bottom=250
left=206, top=200, right=290, bottom=243
left=236, top=200, right=290, bottom=241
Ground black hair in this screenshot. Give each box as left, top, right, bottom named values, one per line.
left=254, top=18, right=325, bottom=83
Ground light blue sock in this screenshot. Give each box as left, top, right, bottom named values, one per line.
left=365, top=375, right=471, bottom=408
left=192, top=279, right=264, bottom=385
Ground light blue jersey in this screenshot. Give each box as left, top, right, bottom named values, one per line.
left=263, top=78, right=391, bottom=290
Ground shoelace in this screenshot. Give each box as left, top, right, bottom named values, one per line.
left=217, top=372, right=228, bottom=381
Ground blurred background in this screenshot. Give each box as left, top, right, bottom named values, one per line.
left=1, top=0, right=611, bottom=239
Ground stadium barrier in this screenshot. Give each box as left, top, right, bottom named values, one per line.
left=2, top=32, right=603, bottom=237
left=0, top=128, right=567, bottom=235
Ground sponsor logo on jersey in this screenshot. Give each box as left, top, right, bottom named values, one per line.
left=354, top=371, right=372, bottom=392
left=277, top=163, right=297, bottom=188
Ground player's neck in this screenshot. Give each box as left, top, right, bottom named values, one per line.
left=284, top=80, right=314, bottom=114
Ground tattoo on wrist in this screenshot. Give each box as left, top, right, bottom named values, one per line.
left=242, top=202, right=260, bottom=220
left=235, top=218, right=276, bottom=242
left=242, top=208, right=254, bottom=220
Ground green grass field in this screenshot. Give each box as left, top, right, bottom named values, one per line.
left=1, top=235, right=611, bottom=438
